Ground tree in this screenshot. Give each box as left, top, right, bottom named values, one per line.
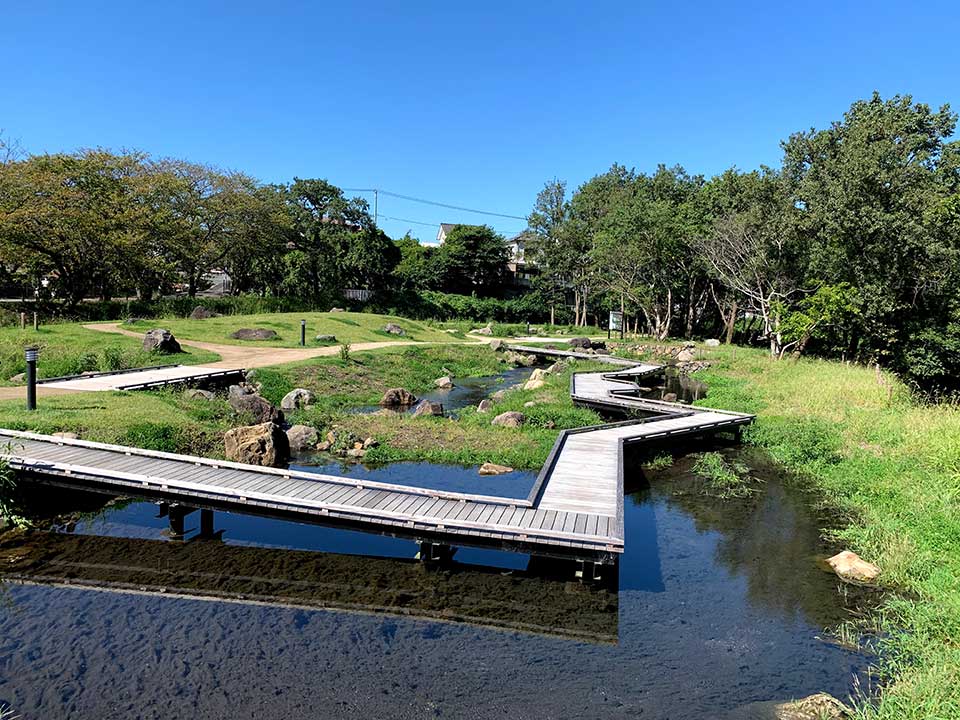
left=392, top=234, right=441, bottom=291
left=434, top=224, right=508, bottom=296
left=696, top=168, right=803, bottom=356
left=781, top=92, right=960, bottom=363
left=526, top=180, right=573, bottom=324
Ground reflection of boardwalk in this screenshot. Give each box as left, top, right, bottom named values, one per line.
left=3, top=531, right=618, bottom=644
left=3, top=363, right=753, bottom=565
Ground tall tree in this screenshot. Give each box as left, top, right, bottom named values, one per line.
left=526, top=180, right=573, bottom=324
left=435, top=224, right=508, bottom=296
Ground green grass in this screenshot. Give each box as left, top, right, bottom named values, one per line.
left=128, top=311, right=469, bottom=347
left=692, top=344, right=960, bottom=719
left=0, top=323, right=219, bottom=383
left=0, top=390, right=234, bottom=456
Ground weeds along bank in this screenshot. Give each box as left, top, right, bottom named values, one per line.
left=694, top=346, right=960, bottom=719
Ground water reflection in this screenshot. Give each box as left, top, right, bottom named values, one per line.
left=0, top=449, right=873, bottom=719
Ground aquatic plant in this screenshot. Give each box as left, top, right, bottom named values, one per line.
left=0, top=443, right=30, bottom=528
left=642, top=453, right=674, bottom=471
left=692, top=451, right=757, bottom=499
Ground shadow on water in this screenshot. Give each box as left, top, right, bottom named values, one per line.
left=0, top=447, right=876, bottom=719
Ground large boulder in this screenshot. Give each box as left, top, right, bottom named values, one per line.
left=569, top=337, right=592, bottom=349
left=523, top=378, right=545, bottom=391
left=281, top=388, right=316, bottom=412
left=676, top=349, right=696, bottom=363
left=504, top=351, right=536, bottom=367
left=329, top=307, right=345, bottom=313
left=704, top=338, right=721, bottom=347
left=286, top=424, right=319, bottom=453
left=8, top=373, right=24, bottom=384
left=230, top=328, right=278, bottom=341
left=412, top=399, right=444, bottom=417
left=529, top=368, right=547, bottom=381
left=142, top=328, right=181, bottom=354
left=190, top=306, right=216, bottom=320
left=315, top=334, right=337, bottom=344
left=489, top=339, right=506, bottom=352
left=474, top=323, right=493, bottom=336
left=477, top=399, right=493, bottom=413
left=224, top=422, right=289, bottom=467
left=479, top=462, right=513, bottom=476
left=434, top=376, right=454, bottom=389
left=827, top=550, right=880, bottom=584
left=228, top=384, right=284, bottom=425
left=491, top=411, right=525, bottom=428
left=773, top=693, right=850, bottom=719
left=383, top=323, right=405, bottom=335
left=380, top=388, right=417, bottom=407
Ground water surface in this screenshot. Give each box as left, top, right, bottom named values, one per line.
left=0, top=449, right=872, bottom=719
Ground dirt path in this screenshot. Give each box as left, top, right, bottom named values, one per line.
left=0, top=324, right=487, bottom=402
left=82, top=322, right=465, bottom=370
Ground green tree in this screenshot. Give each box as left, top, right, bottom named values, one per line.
left=435, top=224, right=508, bottom=296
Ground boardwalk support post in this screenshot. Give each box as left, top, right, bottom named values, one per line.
left=575, top=560, right=604, bottom=583
left=417, top=541, right=454, bottom=563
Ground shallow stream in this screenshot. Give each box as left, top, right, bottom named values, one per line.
left=0, top=444, right=873, bottom=719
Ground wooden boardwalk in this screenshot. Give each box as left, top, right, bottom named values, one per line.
left=3, top=362, right=753, bottom=563
left=504, top=344, right=646, bottom=367
left=38, top=365, right=245, bottom=391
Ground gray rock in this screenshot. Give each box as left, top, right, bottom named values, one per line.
left=224, top=422, right=289, bottom=467
left=662, top=392, right=678, bottom=402
left=473, top=323, right=493, bottom=336
left=383, top=323, right=405, bottom=335
left=230, top=328, right=278, bottom=341
left=52, top=431, right=79, bottom=440
left=477, top=399, right=493, bottom=413
left=489, top=339, right=506, bottom=352
left=8, top=373, right=24, bottom=384
left=704, top=338, right=721, bottom=347
left=379, top=388, right=417, bottom=407
left=434, top=375, right=454, bottom=389
left=227, top=384, right=284, bottom=425
left=315, top=334, right=337, bottom=343
left=491, top=411, right=525, bottom=428
left=281, top=388, right=316, bottom=412
left=412, top=399, right=444, bottom=417
left=676, top=349, right=696, bottom=363
left=184, top=389, right=215, bottom=401
left=329, top=307, right=345, bottom=313
left=142, top=328, right=181, bottom=354
left=569, top=337, right=592, bottom=349
left=190, top=306, right=216, bottom=320
left=286, top=424, right=319, bottom=453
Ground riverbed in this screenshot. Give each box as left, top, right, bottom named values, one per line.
left=0, top=445, right=872, bottom=719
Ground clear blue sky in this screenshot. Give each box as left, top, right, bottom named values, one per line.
left=3, top=1, right=958, bottom=241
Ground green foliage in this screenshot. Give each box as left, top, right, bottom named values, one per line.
left=338, top=342, right=351, bottom=362
left=433, top=224, right=509, bottom=296
left=0, top=448, right=31, bottom=528
left=692, top=451, right=756, bottom=499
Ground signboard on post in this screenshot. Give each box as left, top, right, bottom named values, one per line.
left=608, top=310, right=624, bottom=339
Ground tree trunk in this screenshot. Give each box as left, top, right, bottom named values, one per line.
left=724, top=300, right=737, bottom=344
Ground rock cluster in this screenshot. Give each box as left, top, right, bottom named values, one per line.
left=142, top=328, right=181, bottom=354
left=230, top=328, right=278, bottom=340
left=504, top=351, right=537, bottom=367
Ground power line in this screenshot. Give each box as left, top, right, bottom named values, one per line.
left=343, top=187, right=527, bottom=221
left=379, top=214, right=523, bottom=237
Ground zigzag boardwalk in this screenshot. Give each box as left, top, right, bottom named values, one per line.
left=2, top=362, right=753, bottom=566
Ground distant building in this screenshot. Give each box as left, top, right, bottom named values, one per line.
left=506, top=233, right=536, bottom=287
left=436, top=223, right=457, bottom=244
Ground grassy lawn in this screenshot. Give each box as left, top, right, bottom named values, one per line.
left=0, top=390, right=234, bottom=456
left=128, top=311, right=469, bottom=347
left=0, top=323, right=220, bottom=383
left=648, top=343, right=960, bottom=720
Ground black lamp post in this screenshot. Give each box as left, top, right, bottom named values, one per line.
left=25, top=346, right=39, bottom=411
left=300, top=319, right=306, bottom=346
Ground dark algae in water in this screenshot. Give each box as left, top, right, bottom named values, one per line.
left=0, top=452, right=873, bottom=719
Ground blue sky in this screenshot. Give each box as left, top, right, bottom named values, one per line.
left=3, top=1, right=958, bottom=241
